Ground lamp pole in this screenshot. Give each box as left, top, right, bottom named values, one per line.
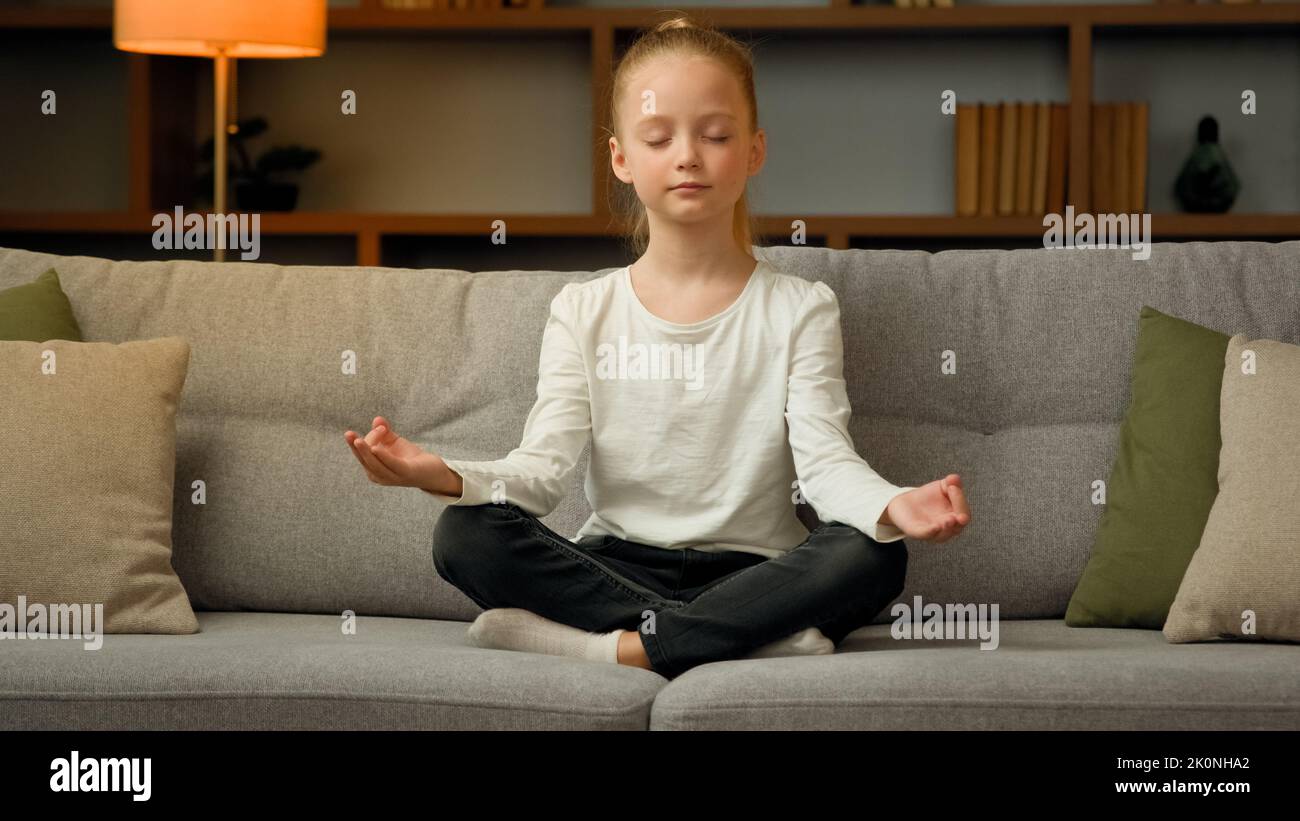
left=213, top=46, right=229, bottom=262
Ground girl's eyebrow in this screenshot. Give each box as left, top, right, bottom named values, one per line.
left=637, top=111, right=737, bottom=127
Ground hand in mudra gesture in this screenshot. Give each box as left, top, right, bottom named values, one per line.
left=345, top=415, right=445, bottom=489
left=882, top=474, right=971, bottom=543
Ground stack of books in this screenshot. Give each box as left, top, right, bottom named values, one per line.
left=955, top=100, right=1149, bottom=217
left=1089, top=101, right=1151, bottom=214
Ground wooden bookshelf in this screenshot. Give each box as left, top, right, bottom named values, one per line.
left=2, top=2, right=1299, bottom=263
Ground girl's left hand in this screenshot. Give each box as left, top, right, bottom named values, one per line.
left=883, top=474, right=971, bottom=543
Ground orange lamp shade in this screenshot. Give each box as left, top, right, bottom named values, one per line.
left=114, top=0, right=326, bottom=58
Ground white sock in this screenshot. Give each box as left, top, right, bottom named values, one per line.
left=466, top=608, right=625, bottom=664
left=744, top=626, right=835, bottom=659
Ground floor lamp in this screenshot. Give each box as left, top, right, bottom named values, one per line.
left=114, top=0, right=326, bottom=262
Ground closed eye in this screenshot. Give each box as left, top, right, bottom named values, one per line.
left=644, top=136, right=731, bottom=148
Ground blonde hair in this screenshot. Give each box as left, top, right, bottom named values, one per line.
left=605, top=14, right=762, bottom=259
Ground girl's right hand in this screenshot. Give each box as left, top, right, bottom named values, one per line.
left=345, top=415, right=445, bottom=490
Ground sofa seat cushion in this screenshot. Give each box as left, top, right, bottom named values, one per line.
left=0, top=611, right=662, bottom=730
left=649, top=620, right=1300, bottom=730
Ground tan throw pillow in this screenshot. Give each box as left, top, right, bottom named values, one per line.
left=0, top=337, right=198, bottom=634
left=1164, top=333, right=1300, bottom=644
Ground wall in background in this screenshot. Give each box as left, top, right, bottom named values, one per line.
left=0, top=1, right=1297, bottom=266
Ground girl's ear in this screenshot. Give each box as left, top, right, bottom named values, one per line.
left=610, top=138, right=633, bottom=184
left=748, top=129, right=767, bottom=175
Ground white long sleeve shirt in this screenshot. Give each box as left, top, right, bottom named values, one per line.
left=426, top=258, right=916, bottom=559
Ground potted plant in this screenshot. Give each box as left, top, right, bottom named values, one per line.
left=195, top=116, right=322, bottom=212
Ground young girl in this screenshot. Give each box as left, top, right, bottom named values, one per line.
left=344, top=16, right=970, bottom=679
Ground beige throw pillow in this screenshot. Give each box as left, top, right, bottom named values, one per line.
left=0, top=337, right=198, bottom=634
left=1164, top=333, right=1300, bottom=644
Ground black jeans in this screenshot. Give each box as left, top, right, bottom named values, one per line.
left=431, top=501, right=908, bottom=679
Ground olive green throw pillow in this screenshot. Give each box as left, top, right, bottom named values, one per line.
left=0, top=268, right=83, bottom=342
left=1164, top=333, right=1300, bottom=643
left=0, top=337, right=199, bottom=634
left=1065, top=306, right=1230, bottom=629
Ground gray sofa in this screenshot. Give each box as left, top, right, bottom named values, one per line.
left=2, top=240, right=1298, bottom=731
